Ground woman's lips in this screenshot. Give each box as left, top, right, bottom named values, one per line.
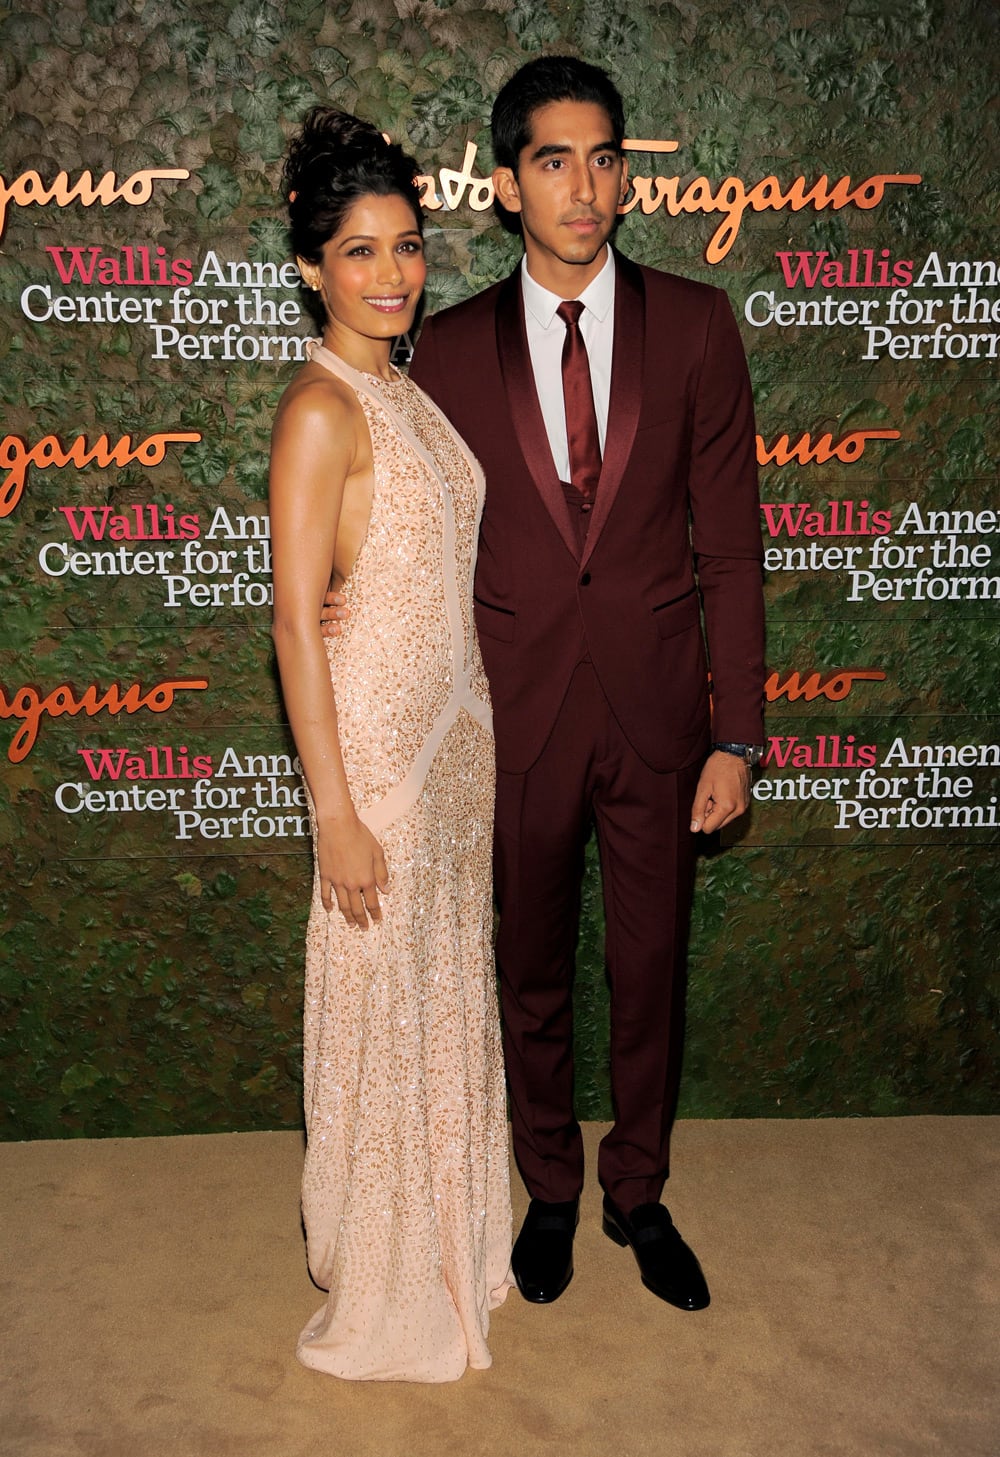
left=364, top=296, right=409, bottom=313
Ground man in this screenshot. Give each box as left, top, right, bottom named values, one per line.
left=329, top=58, right=764, bottom=1310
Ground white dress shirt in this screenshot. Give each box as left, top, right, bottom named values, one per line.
left=520, top=248, right=616, bottom=483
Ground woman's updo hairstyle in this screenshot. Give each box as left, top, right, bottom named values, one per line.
left=283, top=107, right=424, bottom=264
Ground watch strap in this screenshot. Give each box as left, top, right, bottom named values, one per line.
left=712, top=741, right=763, bottom=767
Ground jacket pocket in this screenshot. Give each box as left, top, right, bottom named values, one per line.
left=652, top=590, right=700, bottom=640
left=474, top=596, right=516, bottom=643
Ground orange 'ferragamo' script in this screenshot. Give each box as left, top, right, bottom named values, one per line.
left=0, top=679, right=209, bottom=762
left=765, top=669, right=886, bottom=703
left=0, top=153, right=919, bottom=264
left=0, top=167, right=190, bottom=240
left=0, top=431, right=201, bottom=518
left=756, top=429, right=901, bottom=467
left=416, top=140, right=921, bottom=264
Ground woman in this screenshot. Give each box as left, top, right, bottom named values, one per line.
left=269, top=108, right=511, bottom=1383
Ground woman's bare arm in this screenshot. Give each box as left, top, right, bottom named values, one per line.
left=269, top=375, right=388, bottom=929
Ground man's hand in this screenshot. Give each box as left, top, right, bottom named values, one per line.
left=690, top=750, right=752, bottom=834
left=320, top=588, right=350, bottom=638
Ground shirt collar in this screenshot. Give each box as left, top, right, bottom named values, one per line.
left=520, top=246, right=616, bottom=329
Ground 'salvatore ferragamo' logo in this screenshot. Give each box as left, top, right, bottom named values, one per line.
left=0, top=431, right=201, bottom=518
left=417, top=139, right=921, bottom=264
left=756, top=429, right=901, bottom=466
left=0, top=166, right=190, bottom=239
left=0, top=147, right=920, bottom=265
left=0, top=678, right=209, bottom=762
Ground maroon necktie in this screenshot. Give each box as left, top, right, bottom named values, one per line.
left=557, top=299, right=602, bottom=498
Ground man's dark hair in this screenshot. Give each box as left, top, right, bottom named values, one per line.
left=491, top=56, right=626, bottom=172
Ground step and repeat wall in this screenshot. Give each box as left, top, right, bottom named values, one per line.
left=1, top=0, right=997, bottom=1137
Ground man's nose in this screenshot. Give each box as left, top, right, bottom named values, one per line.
left=571, top=160, right=596, bottom=204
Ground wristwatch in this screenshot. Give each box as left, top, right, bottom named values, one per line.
left=712, top=742, right=764, bottom=768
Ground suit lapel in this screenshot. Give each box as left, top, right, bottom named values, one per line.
left=495, top=269, right=581, bottom=561
left=581, top=251, right=645, bottom=567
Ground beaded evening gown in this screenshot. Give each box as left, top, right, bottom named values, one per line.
left=296, top=344, right=511, bottom=1383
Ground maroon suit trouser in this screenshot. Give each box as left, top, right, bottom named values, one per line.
left=493, top=658, right=701, bottom=1211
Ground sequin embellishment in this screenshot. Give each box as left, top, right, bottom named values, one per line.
left=296, top=344, right=511, bottom=1383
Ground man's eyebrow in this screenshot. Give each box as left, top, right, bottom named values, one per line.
left=528, top=141, right=620, bottom=162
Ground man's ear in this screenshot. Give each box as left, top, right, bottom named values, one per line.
left=297, top=256, right=321, bottom=291
left=492, top=166, right=522, bottom=214
left=618, top=157, right=630, bottom=210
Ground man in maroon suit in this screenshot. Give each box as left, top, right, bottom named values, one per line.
left=405, top=57, right=765, bottom=1312
left=329, top=58, right=764, bottom=1310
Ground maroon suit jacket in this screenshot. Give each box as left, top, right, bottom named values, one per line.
left=409, top=250, right=765, bottom=776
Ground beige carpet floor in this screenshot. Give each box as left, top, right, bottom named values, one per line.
left=2, top=1119, right=997, bottom=1457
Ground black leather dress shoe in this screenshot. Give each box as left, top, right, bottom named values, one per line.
left=511, top=1197, right=579, bottom=1303
left=602, top=1195, right=710, bottom=1310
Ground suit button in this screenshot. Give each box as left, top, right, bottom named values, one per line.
left=580, top=572, right=591, bottom=586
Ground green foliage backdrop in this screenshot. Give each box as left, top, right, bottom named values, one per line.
left=1, top=0, right=997, bottom=1137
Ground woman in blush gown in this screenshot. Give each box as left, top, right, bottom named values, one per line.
left=269, top=108, right=511, bottom=1383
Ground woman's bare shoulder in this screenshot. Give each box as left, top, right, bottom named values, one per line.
left=275, top=359, right=363, bottom=434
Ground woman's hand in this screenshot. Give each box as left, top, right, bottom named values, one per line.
left=317, top=815, right=389, bottom=929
